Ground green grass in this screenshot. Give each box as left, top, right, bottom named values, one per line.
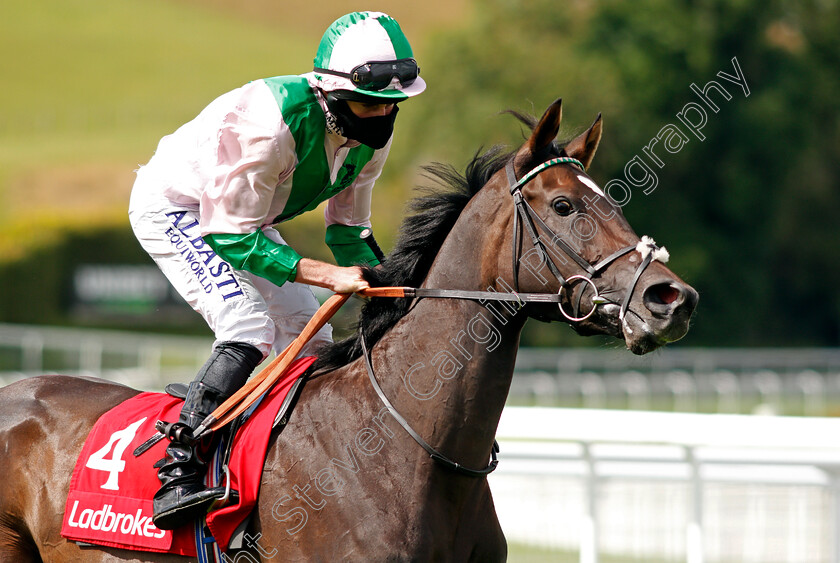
left=0, top=0, right=313, bottom=167
left=0, top=0, right=470, bottom=263
left=0, top=0, right=319, bottom=261
left=0, top=0, right=465, bottom=166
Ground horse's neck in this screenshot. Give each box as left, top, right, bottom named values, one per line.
left=372, top=191, right=525, bottom=470
left=373, top=298, right=522, bottom=471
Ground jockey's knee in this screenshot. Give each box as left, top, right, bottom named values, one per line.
left=215, top=314, right=275, bottom=359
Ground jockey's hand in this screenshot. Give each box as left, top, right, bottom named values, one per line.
left=294, top=258, right=370, bottom=294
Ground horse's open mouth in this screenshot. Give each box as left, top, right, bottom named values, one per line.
left=620, top=306, right=692, bottom=355
left=627, top=330, right=667, bottom=355
left=620, top=315, right=663, bottom=355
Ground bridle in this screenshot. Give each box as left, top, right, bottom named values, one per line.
left=361, top=155, right=670, bottom=477
left=506, top=157, right=668, bottom=325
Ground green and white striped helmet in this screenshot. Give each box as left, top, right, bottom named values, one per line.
left=309, top=12, right=426, bottom=101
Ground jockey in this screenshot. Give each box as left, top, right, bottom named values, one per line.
left=128, top=11, right=425, bottom=530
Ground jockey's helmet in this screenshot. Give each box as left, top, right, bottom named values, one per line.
left=309, top=12, right=426, bottom=102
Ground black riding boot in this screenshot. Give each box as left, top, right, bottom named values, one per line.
left=152, top=341, right=263, bottom=530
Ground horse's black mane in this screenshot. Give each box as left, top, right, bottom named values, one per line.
left=308, top=110, right=564, bottom=375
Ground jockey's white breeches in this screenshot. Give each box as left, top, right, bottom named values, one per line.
left=129, top=199, right=332, bottom=360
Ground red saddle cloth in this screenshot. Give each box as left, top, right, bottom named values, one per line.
left=61, top=356, right=315, bottom=556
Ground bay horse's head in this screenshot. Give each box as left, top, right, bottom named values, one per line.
left=489, top=98, right=698, bottom=354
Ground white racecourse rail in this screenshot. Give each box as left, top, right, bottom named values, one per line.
left=491, top=407, right=840, bottom=563
left=2, top=325, right=839, bottom=560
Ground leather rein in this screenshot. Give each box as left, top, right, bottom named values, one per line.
left=361, top=156, right=670, bottom=477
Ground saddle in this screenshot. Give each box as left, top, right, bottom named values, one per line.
left=60, top=356, right=315, bottom=557
left=133, top=376, right=304, bottom=464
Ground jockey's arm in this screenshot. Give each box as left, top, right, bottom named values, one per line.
left=203, top=231, right=370, bottom=294
left=200, top=104, right=387, bottom=296
left=294, top=258, right=369, bottom=294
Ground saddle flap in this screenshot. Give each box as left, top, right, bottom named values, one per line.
left=273, top=376, right=307, bottom=429
left=164, top=382, right=189, bottom=400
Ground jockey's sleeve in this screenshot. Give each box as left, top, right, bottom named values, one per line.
left=325, top=224, right=381, bottom=267
left=203, top=231, right=302, bottom=286
left=322, top=138, right=389, bottom=268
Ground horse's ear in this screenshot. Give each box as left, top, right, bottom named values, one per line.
left=562, top=113, right=603, bottom=170
left=525, top=98, right=563, bottom=154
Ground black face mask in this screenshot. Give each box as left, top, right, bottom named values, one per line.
left=325, top=95, right=399, bottom=150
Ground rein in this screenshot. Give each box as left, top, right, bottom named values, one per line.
left=196, top=156, right=670, bottom=477
left=360, top=330, right=499, bottom=477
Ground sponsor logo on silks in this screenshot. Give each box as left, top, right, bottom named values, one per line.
left=164, top=211, right=244, bottom=301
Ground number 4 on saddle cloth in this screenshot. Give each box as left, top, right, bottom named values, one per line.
left=60, top=355, right=316, bottom=558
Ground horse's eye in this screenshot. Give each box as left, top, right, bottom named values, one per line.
left=553, top=198, right=574, bottom=216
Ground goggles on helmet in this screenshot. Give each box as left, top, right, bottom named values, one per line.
left=315, top=58, right=419, bottom=91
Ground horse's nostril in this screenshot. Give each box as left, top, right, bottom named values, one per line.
left=647, top=283, right=681, bottom=306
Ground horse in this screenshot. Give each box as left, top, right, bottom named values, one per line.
left=0, top=98, right=697, bottom=562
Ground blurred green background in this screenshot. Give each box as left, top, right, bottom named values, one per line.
left=2, top=0, right=838, bottom=348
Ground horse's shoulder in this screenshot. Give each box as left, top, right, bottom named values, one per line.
left=264, top=362, right=365, bottom=445
left=299, top=361, right=369, bottom=409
